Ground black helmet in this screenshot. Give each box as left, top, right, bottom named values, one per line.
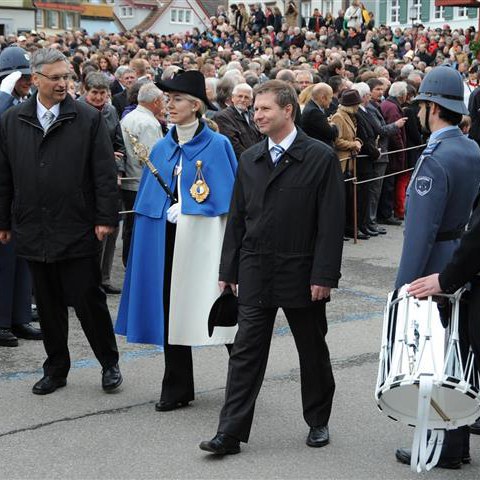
left=413, top=65, right=467, bottom=115
left=0, top=46, right=31, bottom=79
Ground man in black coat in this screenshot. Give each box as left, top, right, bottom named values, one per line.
left=0, top=49, right=122, bottom=395
left=214, top=83, right=263, bottom=160
left=200, top=80, right=345, bottom=455
left=301, top=82, right=338, bottom=147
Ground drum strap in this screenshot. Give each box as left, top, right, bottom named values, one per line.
left=411, top=376, right=445, bottom=473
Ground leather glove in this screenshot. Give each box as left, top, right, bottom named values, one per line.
left=166, top=203, right=180, bottom=224
left=0, top=71, right=21, bottom=95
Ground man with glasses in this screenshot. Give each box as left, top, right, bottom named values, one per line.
left=0, top=48, right=122, bottom=395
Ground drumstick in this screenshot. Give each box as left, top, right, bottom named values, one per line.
left=415, top=383, right=450, bottom=422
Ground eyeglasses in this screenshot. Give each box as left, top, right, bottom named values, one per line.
left=36, top=72, right=71, bottom=83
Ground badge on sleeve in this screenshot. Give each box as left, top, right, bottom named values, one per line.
left=415, top=176, right=433, bottom=196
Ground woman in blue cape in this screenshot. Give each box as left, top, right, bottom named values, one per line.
left=116, top=71, right=238, bottom=411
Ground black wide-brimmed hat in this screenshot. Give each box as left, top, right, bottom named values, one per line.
left=207, top=286, right=238, bottom=337
left=156, top=70, right=217, bottom=111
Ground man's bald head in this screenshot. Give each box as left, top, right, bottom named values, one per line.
left=312, top=83, right=333, bottom=110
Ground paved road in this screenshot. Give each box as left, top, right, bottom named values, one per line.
left=1, top=224, right=479, bottom=479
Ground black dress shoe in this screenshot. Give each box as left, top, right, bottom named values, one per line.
left=360, top=227, right=379, bottom=237
left=395, top=448, right=462, bottom=469
left=101, top=284, right=121, bottom=295
left=470, top=418, right=480, bottom=435
left=12, top=323, right=43, bottom=340
left=0, top=328, right=19, bottom=347
left=155, top=400, right=190, bottom=412
left=368, top=224, right=387, bottom=235
left=102, top=364, right=123, bottom=392
left=378, top=216, right=402, bottom=226
left=32, top=376, right=67, bottom=395
left=199, top=433, right=241, bottom=455
left=345, top=230, right=370, bottom=240
left=306, top=425, right=329, bottom=448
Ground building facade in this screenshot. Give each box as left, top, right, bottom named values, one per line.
left=0, top=1, right=36, bottom=35
left=34, top=0, right=82, bottom=32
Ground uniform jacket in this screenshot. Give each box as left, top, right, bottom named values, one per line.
left=330, top=106, right=360, bottom=173
left=300, top=99, right=338, bottom=147
left=395, top=128, right=480, bottom=288
left=0, top=93, right=119, bottom=262
left=214, top=106, right=263, bottom=160
left=219, top=129, right=345, bottom=308
left=120, top=104, right=163, bottom=192
left=134, top=121, right=237, bottom=219
left=366, top=101, right=398, bottom=164
left=439, top=201, right=480, bottom=293
left=380, top=97, right=407, bottom=172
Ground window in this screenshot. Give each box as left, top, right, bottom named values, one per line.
left=434, top=6, right=444, bottom=20
left=301, top=2, right=311, bottom=19
left=64, top=12, right=74, bottom=30
left=35, top=9, right=44, bottom=28
left=458, top=7, right=468, bottom=18
left=119, top=6, right=133, bottom=18
left=390, top=0, right=400, bottom=23
left=47, top=10, right=59, bottom=29
left=170, top=8, right=193, bottom=24
left=322, top=1, right=334, bottom=15
left=410, top=1, right=421, bottom=22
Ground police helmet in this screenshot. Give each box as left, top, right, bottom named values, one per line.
left=413, top=65, right=468, bottom=115
left=0, top=46, right=31, bottom=79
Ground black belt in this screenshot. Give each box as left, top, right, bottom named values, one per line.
left=435, top=228, right=464, bottom=242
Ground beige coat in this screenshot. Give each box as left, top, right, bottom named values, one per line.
left=330, top=105, right=361, bottom=173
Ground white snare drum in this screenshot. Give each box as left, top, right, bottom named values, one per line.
left=376, top=285, right=479, bottom=430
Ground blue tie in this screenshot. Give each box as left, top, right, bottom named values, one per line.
left=270, top=144, right=285, bottom=166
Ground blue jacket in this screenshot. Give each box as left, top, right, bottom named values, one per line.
left=134, top=121, right=237, bottom=218
left=396, top=127, right=480, bottom=288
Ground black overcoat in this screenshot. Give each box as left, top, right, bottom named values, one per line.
left=300, top=99, right=338, bottom=147
left=219, top=129, right=345, bottom=308
left=0, top=93, right=118, bottom=262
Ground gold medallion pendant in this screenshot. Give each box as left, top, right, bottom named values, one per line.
left=190, top=160, right=210, bottom=203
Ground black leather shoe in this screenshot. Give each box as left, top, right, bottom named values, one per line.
left=395, top=448, right=462, bottom=469
left=199, top=433, right=241, bottom=455
left=155, top=400, right=190, bottom=412
left=102, top=364, right=123, bottom=392
left=101, top=284, right=121, bottom=295
left=469, top=418, right=480, bottom=435
left=378, top=216, right=402, bottom=226
left=32, top=376, right=67, bottom=395
left=306, top=425, right=329, bottom=448
left=12, top=323, right=43, bottom=340
left=0, top=328, right=19, bottom=347
left=345, top=230, right=370, bottom=240
left=368, top=224, right=387, bottom=235
left=360, top=227, right=379, bottom=237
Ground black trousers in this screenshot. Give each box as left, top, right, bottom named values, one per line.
left=28, top=257, right=119, bottom=378
left=218, top=302, right=335, bottom=443
left=441, top=281, right=480, bottom=460
left=121, top=189, right=137, bottom=268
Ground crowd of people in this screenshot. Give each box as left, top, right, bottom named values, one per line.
left=1, top=0, right=480, bottom=470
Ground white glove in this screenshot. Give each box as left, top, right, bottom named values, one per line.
left=167, top=203, right=180, bottom=224
left=0, top=71, right=22, bottom=95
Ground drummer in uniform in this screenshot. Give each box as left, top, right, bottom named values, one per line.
left=394, top=66, right=480, bottom=468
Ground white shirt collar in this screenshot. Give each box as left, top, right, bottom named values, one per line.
left=359, top=105, right=367, bottom=112
left=268, top=126, right=297, bottom=153
left=37, top=96, right=60, bottom=123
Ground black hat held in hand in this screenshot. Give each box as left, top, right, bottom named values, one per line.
left=156, top=70, right=218, bottom=111
left=208, top=286, right=238, bottom=337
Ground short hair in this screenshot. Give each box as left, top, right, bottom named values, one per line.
left=438, top=105, right=463, bottom=126
left=84, top=72, right=111, bottom=91
left=389, top=81, right=407, bottom=98
left=254, top=80, right=298, bottom=120
left=216, top=77, right=235, bottom=105
left=205, top=77, right=218, bottom=98
left=232, top=82, right=253, bottom=96
left=366, top=78, right=384, bottom=90
left=31, top=48, right=68, bottom=73
left=161, top=65, right=183, bottom=81
left=328, top=75, right=344, bottom=94
left=295, top=70, right=313, bottom=82
left=276, top=69, right=296, bottom=83
left=115, top=66, right=135, bottom=80
left=138, top=82, right=163, bottom=103
left=351, top=82, right=370, bottom=98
